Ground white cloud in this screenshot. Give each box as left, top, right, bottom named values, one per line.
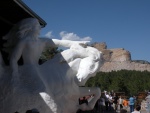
left=44, top=31, right=92, bottom=41
left=59, top=31, right=92, bottom=41
left=44, top=31, right=53, bottom=38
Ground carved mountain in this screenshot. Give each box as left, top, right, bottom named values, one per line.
left=92, top=42, right=150, bottom=72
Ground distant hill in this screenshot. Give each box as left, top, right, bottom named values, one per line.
left=92, top=42, right=150, bottom=72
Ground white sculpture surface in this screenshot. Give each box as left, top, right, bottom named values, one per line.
left=0, top=18, right=102, bottom=113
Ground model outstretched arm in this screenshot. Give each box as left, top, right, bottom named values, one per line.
left=40, top=37, right=90, bottom=48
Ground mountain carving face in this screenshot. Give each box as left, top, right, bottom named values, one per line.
left=93, top=42, right=131, bottom=62
left=93, top=42, right=150, bottom=72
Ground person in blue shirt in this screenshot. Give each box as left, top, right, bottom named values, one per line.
left=129, top=95, right=135, bottom=113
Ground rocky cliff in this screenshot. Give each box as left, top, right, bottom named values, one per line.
left=92, top=42, right=150, bottom=72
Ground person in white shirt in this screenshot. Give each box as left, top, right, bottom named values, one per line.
left=145, top=92, right=150, bottom=113
left=108, top=93, right=113, bottom=111
left=118, top=96, right=123, bottom=110
left=132, top=105, right=141, bottom=113
left=104, top=91, right=109, bottom=111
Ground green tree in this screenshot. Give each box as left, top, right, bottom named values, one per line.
left=85, top=70, right=150, bottom=96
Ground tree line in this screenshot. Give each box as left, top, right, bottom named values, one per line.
left=85, top=70, right=150, bottom=96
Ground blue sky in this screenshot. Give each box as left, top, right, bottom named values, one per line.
left=23, top=0, right=150, bottom=62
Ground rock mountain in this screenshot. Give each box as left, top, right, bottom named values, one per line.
left=92, top=42, right=150, bottom=72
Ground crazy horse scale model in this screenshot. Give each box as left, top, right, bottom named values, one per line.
left=0, top=18, right=102, bottom=113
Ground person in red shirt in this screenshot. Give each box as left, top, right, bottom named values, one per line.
left=123, top=98, right=129, bottom=110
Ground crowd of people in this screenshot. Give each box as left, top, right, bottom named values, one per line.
left=77, top=91, right=150, bottom=113
left=14, top=91, right=150, bottom=113
left=96, top=91, right=150, bottom=113
left=96, top=91, right=129, bottom=113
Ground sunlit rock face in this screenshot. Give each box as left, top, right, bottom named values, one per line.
left=109, top=48, right=131, bottom=62
left=100, top=61, right=150, bottom=72
left=93, top=42, right=150, bottom=72
left=93, top=42, right=131, bottom=62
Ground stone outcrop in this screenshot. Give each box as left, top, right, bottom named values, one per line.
left=100, top=61, right=150, bottom=72
left=92, top=42, right=150, bottom=72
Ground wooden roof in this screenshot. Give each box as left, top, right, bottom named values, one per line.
left=0, top=0, right=47, bottom=64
